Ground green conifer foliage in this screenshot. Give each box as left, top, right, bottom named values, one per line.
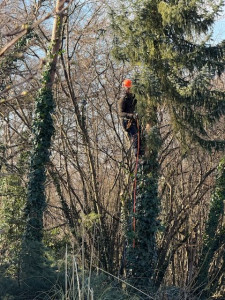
left=112, top=0, right=225, bottom=290
left=112, top=0, right=225, bottom=149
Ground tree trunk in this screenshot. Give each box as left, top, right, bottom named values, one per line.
left=125, top=105, right=160, bottom=292
left=20, top=0, right=65, bottom=288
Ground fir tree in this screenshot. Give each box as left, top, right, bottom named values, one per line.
left=112, top=0, right=225, bottom=291
left=112, top=0, right=225, bottom=149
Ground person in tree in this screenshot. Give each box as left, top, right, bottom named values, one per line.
left=118, top=79, right=144, bottom=157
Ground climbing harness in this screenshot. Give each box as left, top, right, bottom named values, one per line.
left=132, top=118, right=140, bottom=248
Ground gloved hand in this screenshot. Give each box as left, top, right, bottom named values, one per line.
left=133, top=113, right=138, bottom=120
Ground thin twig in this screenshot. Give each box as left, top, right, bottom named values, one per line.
left=0, top=75, right=34, bottom=97
left=93, top=266, right=155, bottom=299
left=0, top=14, right=51, bottom=57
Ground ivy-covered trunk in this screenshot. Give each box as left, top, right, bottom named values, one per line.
left=195, top=159, right=225, bottom=299
left=125, top=107, right=161, bottom=292
left=20, top=0, right=65, bottom=288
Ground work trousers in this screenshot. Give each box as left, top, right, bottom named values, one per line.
left=122, top=119, right=139, bottom=157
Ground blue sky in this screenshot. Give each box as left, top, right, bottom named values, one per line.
left=212, top=18, right=225, bottom=42
left=211, top=4, right=225, bottom=43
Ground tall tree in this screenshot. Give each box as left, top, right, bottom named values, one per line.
left=20, top=0, right=66, bottom=290
left=111, top=0, right=225, bottom=291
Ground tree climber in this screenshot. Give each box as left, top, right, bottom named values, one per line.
left=118, top=79, right=144, bottom=157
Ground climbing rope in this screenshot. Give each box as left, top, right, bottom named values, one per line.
left=133, top=117, right=140, bottom=248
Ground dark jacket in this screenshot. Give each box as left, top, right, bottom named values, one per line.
left=118, top=92, right=137, bottom=119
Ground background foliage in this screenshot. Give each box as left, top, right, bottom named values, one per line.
left=0, top=0, right=224, bottom=299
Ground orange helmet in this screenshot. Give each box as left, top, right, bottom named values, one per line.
left=122, top=79, right=132, bottom=88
